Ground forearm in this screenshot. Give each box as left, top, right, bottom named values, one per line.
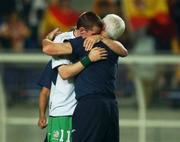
left=38, top=88, right=49, bottom=118
left=42, top=39, right=56, bottom=55
left=102, top=38, right=128, bottom=57
left=39, top=101, right=48, bottom=118
left=59, top=61, right=85, bottom=80
left=42, top=39, right=72, bottom=56
left=58, top=47, right=107, bottom=80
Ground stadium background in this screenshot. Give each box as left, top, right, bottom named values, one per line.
left=0, top=0, right=180, bottom=142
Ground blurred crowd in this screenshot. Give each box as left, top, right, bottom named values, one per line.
left=0, top=0, right=179, bottom=54
left=0, top=0, right=180, bottom=54
left=0, top=0, right=80, bottom=52
left=1, top=0, right=180, bottom=107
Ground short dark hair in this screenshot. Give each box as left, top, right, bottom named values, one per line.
left=76, top=11, right=103, bottom=30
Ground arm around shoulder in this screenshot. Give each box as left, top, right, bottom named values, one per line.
left=102, top=38, right=128, bottom=57
left=42, top=39, right=73, bottom=56
left=112, top=40, right=128, bottom=57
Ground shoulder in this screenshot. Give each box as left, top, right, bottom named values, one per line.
left=68, top=37, right=84, bottom=46
left=38, top=60, right=53, bottom=88
left=54, top=31, right=74, bottom=43
left=69, top=37, right=83, bottom=42
left=42, top=60, right=53, bottom=76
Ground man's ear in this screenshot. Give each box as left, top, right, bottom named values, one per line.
left=79, top=27, right=86, bottom=35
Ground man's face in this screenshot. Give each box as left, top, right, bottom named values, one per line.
left=81, top=26, right=102, bottom=38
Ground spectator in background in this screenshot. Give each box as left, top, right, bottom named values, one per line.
left=18, top=0, right=46, bottom=50
left=39, top=0, right=79, bottom=40
left=147, top=0, right=175, bottom=54
left=3, top=11, right=30, bottom=52
left=123, top=0, right=175, bottom=54
left=0, top=11, right=30, bottom=52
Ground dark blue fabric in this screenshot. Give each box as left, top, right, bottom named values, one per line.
left=72, top=95, right=119, bottom=142
left=69, top=37, right=119, bottom=100
left=37, top=60, right=58, bottom=89
left=68, top=37, right=120, bottom=142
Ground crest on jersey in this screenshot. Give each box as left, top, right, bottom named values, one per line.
left=53, top=130, right=59, bottom=140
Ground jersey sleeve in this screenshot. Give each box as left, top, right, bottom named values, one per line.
left=51, top=57, right=71, bottom=69
left=37, top=60, right=53, bottom=89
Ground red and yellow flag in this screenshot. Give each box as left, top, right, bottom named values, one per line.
left=123, top=0, right=170, bottom=31
left=40, top=5, right=79, bottom=36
